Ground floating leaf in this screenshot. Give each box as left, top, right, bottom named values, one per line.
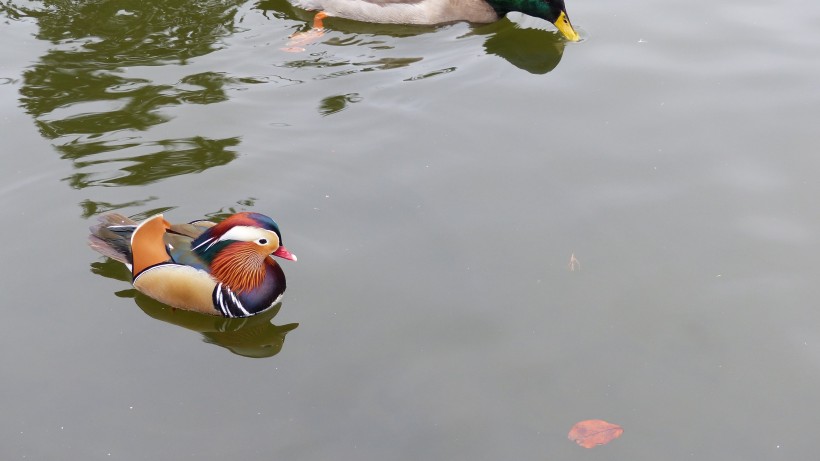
left=568, top=419, right=623, bottom=448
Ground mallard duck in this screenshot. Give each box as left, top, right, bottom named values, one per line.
left=89, top=212, right=296, bottom=318
left=291, top=0, right=579, bottom=41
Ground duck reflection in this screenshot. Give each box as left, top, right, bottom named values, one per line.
left=18, top=0, right=246, bottom=188
left=138, top=297, right=298, bottom=359
left=255, top=0, right=566, bottom=74
left=475, top=20, right=566, bottom=74
left=91, top=257, right=298, bottom=359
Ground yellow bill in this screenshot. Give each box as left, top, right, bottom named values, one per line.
left=554, top=10, right=580, bottom=41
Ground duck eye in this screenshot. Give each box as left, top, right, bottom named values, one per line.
left=258, top=238, right=268, bottom=245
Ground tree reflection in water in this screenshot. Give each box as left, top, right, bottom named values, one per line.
left=18, top=0, right=246, bottom=190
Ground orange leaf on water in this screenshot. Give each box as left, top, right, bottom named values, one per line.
left=568, top=419, right=623, bottom=448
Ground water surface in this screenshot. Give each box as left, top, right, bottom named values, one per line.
left=2, top=0, right=820, bottom=459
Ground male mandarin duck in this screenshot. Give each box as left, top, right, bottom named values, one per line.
left=89, top=212, right=296, bottom=318
left=292, top=0, right=580, bottom=41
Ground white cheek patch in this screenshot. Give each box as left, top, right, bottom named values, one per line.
left=218, top=226, right=278, bottom=245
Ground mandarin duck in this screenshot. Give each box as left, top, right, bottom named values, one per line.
left=89, top=212, right=296, bottom=318
left=291, top=0, right=580, bottom=41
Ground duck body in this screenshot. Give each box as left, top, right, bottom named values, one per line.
left=89, top=212, right=297, bottom=318
left=292, top=0, right=579, bottom=40
left=296, top=0, right=498, bottom=24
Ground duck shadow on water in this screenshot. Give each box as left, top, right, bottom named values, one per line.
left=256, top=0, right=567, bottom=74
left=91, top=258, right=298, bottom=359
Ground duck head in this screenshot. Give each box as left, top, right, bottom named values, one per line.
left=191, top=212, right=297, bottom=263
left=190, top=212, right=296, bottom=293
left=491, top=0, right=580, bottom=41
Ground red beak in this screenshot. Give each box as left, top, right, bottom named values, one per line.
left=272, top=245, right=297, bottom=262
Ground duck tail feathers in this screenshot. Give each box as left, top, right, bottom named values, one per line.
left=88, top=213, right=138, bottom=265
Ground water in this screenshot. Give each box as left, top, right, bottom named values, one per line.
left=2, top=0, right=820, bottom=459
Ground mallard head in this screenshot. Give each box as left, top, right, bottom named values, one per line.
left=491, top=0, right=580, bottom=41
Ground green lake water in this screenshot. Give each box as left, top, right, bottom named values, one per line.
left=2, top=0, right=820, bottom=459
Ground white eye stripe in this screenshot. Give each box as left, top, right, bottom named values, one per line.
left=218, top=226, right=277, bottom=244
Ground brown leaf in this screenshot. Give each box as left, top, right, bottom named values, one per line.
left=568, top=419, right=623, bottom=448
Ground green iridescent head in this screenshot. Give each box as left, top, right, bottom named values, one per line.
left=489, top=0, right=580, bottom=41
